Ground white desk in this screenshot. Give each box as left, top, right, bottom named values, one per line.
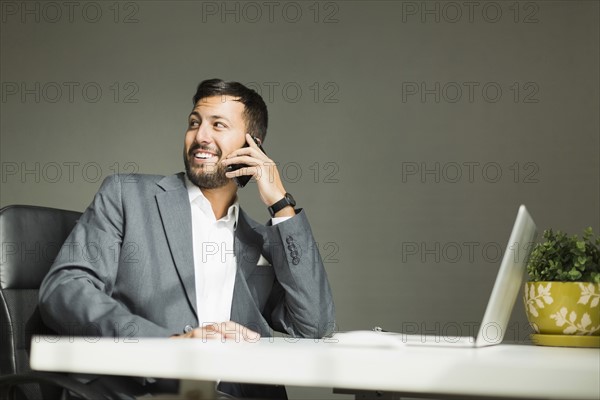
left=30, top=336, right=599, bottom=399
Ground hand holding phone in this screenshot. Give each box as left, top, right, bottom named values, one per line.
left=226, top=135, right=266, bottom=188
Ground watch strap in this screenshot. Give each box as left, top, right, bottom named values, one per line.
left=268, top=193, right=296, bottom=217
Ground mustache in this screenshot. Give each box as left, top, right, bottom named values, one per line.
left=188, top=143, right=222, bottom=158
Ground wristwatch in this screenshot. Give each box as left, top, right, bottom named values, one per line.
left=268, top=193, right=296, bottom=217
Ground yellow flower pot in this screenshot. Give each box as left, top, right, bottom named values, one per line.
left=524, top=282, right=600, bottom=347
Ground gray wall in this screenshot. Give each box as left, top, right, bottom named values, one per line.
left=1, top=0, right=599, bottom=397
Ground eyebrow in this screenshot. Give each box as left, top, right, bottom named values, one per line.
left=188, top=111, right=231, bottom=123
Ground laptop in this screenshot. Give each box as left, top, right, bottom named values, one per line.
left=334, top=205, right=537, bottom=348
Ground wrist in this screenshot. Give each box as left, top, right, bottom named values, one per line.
left=273, top=205, right=295, bottom=218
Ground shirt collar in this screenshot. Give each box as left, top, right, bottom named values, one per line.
left=184, top=175, right=239, bottom=226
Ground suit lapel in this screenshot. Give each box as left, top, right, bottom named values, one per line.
left=234, top=209, right=264, bottom=278
left=153, top=178, right=267, bottom=326
left=155, top=173, right=198, bottom=318
left=230, top=209, right=264, bottom=325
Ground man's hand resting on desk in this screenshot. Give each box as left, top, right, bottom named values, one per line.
left=171, top=321, right=261, bottom=342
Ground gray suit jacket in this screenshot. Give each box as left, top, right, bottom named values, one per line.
left=39, top=173, right=335, bottom=341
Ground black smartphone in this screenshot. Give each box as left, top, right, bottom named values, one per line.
left=226, top=136, right=265, bottom=188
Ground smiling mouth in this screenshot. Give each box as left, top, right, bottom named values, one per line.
left=193, top=151, right=216, bottom=161
left=190, top=146, right=220, bottom=165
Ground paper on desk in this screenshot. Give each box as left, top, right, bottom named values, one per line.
left=331, top=331, right=406, bottom=348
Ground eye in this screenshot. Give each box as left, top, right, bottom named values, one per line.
left=188, top=119, right=199, bottom=128
left=214, top=121, right=227, bottom=129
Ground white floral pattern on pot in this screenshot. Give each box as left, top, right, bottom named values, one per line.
left=525, top=282, right=600, bottom=335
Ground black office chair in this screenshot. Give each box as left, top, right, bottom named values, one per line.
left=0, top=205, right=102, bottom=400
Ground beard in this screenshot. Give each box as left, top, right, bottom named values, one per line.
left=183, top=145, right=230, bottom=189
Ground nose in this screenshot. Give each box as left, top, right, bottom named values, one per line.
left=194, top=121, right=212, bottom=145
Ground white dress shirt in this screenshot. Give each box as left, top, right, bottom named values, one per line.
left=185, top=177, right=290, bottom=326
left=186, top=178, right=238, bottom=325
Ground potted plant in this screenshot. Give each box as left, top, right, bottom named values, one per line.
left=524, top=227, right=600, bottom=347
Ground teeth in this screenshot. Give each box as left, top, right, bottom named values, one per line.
left=194, top=152, right=214, bottom=159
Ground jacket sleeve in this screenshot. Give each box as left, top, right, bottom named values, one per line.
left=38, top=175, right=173, bottom=339
left=262, top=209, right=336, bottom=338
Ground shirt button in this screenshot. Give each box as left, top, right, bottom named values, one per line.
left=184, top=325, right=194, bottom=334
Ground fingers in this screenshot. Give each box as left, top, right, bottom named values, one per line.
left=190, top=323, right=223, bottom=340
left=219, top=321, right=261, bottom=341
left=170, top=323, right=222, bottom=340
left=170, top=321, right=261, bottom=342
left=223, top=155, right=261, bottom=168
left=225, top=134, right=265, bottom=161
left=245, top=133, right=263, bottom=150
left=222, top=152, right=277, bottom=182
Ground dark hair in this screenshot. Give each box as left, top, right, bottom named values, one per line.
left=192, top=79, right=268, bottom=142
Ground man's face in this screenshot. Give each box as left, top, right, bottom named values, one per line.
left=183, top=95, right=247, bottom=189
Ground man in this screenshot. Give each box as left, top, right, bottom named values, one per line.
left=39, top=79, right=335, bottom=399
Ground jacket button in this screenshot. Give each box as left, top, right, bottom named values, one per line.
left=286, top=236, right=293, bottom=244
left=184, top=325, right=194, bottom=334
left=292, top=257, right=300, bottom=265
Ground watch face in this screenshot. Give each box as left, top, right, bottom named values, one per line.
left=285, top=193, right=296, bottom=206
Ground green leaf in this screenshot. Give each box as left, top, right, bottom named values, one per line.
left=568, top=268, right=582, bottom=280
left=527, top=227, right=600, bottom=282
